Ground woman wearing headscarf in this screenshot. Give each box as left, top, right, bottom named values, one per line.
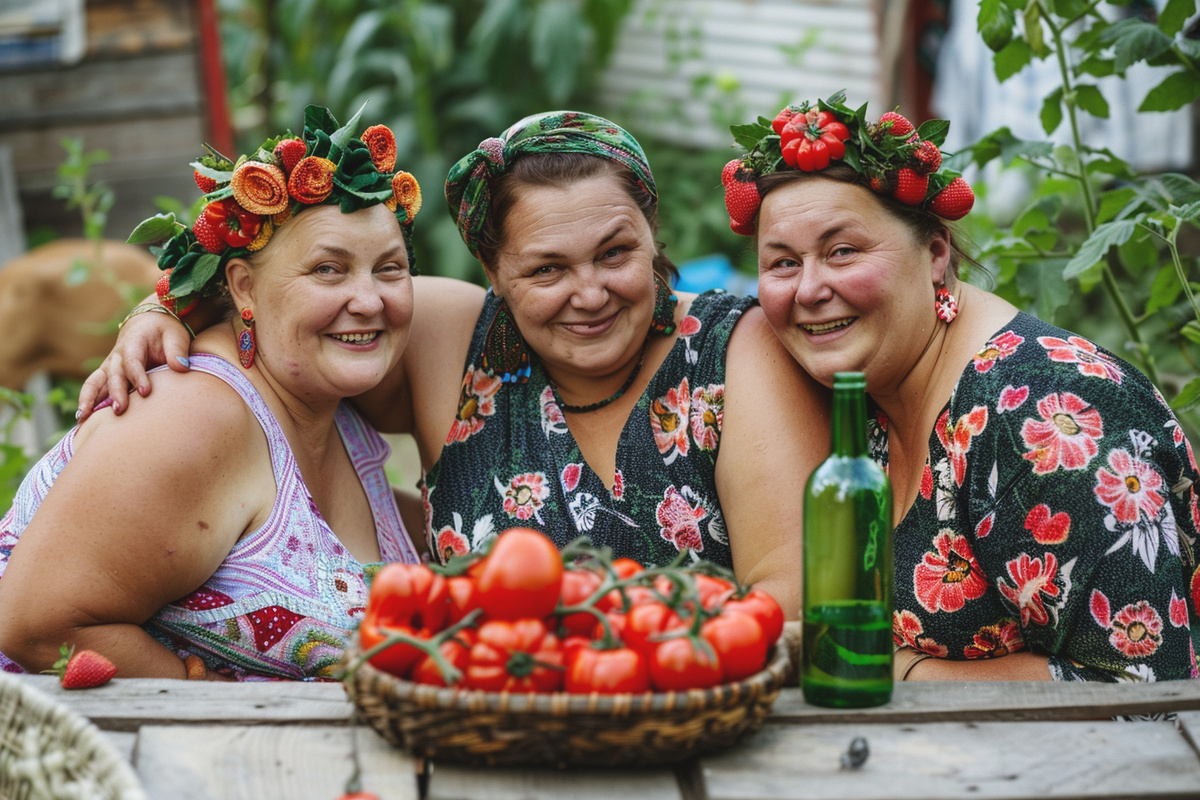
left=0, top=107, right=421, bottom=680
left=724, top=93, right=1200, bottom=681
left=79, top=111, right=827, bottom=618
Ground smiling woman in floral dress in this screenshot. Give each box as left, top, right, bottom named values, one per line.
left=724, top=94, right=1200, bottom=681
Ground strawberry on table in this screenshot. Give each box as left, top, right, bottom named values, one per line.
left=46, top=644, right=117, bottom=689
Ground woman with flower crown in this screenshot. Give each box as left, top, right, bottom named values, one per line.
left=0, top=107, right=422, bottom=680
left=724, top=92, right=1200, bottom=682
left=77, top=111, right=826, bottom=619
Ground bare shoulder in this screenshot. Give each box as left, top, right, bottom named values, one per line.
left=412, top=275, right=487, bottom=321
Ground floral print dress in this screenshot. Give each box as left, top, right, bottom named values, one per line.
left=421, top=289, right=751, bottom=568
left=875, top=312, right=1200, bottom=681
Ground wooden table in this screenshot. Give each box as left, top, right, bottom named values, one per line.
left=16, top=674, right=1200, bottom=800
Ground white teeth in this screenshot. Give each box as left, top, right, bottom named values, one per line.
left=332, top=332, right=378, bottom=344
left=802, top=318, right=854, bottom=335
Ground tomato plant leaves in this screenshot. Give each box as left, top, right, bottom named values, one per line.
left=1141, top=71, right=1200, bottom=113
left=1040, top=87, right=1064, bottom=134
left=1171, top=377, right=1200, bottom=413
left=1074, top=84, right=1109, bottom=119
left=978, top=0, right=1016, bottom=52
left=1063, top=220, right=1138, bottom=279
left=1097, top=19, right=1174, bottom=73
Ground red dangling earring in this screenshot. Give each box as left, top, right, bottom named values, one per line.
left=934, top=285, right=958, bottom=324
left=238, top=307, right=257, bottom=368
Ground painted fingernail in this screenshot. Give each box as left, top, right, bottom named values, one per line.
left=74, top=409, right=82, bottom=420
left=177, top=356, right=191, bottom=368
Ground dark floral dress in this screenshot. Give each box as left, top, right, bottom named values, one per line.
left=873, top=312, right=1200, bottom=681
left=420, top=289, right=753, bottom=569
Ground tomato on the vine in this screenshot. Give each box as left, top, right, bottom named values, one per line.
left=565, top=646, right=651, bottom=694
left=556, top=567, right=605, bottom=637
left=611, top=558, right=645, bottom=580
left=648, top=636, right=723, bottom=691
left=409, top=631, right=476, bottom=687
left=359, top=563, right=450, bottom=678
left=722, top=588, right=785, bottom=645
left=622, top=601, right=685, bottom=656
left=464, top=618, right=564, bottom=693
left=701, top=612, right=767, bottom=682
left=446, top=575, right=480, bottom=626
left=475, top=528, right=564, bottom=620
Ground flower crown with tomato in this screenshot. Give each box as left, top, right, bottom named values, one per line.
left=128, top=104, right=422, bottom=315
left=721, top=91, right=974, bottom=236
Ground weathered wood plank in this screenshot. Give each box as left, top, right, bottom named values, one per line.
left=701, top=719, right=1200, bottom=799
left=99, top=730, right=138, bottom=763
left=426, top=762, right=681, bottom=800
left=14, top=675, right=354, bottom=731
left=135, top=725, right=417, bottom=800
left=1173, top=711, right=1200, bottom=759
left=769, top=679, right=1200, bottom=724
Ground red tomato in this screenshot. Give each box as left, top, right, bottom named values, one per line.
left=701, top=611, right=767, bottom=682
left=475, top=528, right=564, bottom=620
left=366, top=563, right=450, bottom=632
left=694, top=574, right=736, bottom=611
left=649, top=637, right=723, bottom=691
left=561, top=634, right=592, bottom=664
left=358, top=613, right=423, bottom=678
left=446, top=575, right=479, bottom=626
left=409, top=631, right=476, bottom=687
left=623, top=601, right=686, bottom=656
left=556, top=567, right=605, bottom=637
left=464, top=618, right=564, bottom=693
left=603, top=584, right=657, bottom=612
left=592, top=610, right=627, bottom=643
left=565, top=646, right=651, bottom=694
left=722, top=588, right=785, bottom=645
left=611, top=558, right=644, bottom=580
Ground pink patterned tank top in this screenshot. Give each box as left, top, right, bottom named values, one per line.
left=0, top=353, right=419, bottom=679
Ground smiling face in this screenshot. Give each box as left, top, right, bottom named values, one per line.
left=229, top=203, right=414, bottom=403
left=484, top=172, right=658, bottom=385
left=755, top=177, right=950, bottom=392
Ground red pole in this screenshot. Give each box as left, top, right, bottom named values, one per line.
left=194, top=0, right=235, bottom=157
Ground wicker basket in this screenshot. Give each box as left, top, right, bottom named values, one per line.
left=0, top=674, right=146, bottom=800
left=342, top=641, right=790, bottom=767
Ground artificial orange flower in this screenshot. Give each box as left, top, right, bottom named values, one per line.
left=287, top=156, right=336, bottom=204
left=361, top=124, right=397, bottom=173
left=231, top=161, right=290, bottom=215
left=247, top=217, right=274, bottom=252
left=392, top=171, right=421, bottom=221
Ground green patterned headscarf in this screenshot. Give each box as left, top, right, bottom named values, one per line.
left=444, top=111, right=657, bottom=258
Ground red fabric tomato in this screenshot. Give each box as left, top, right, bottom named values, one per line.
left=648, top=636, right=723, bottom=691
left=409, top=631, right=476, bottom=687
left=565, top=646, right=651, bottom=694
left=202, top=197, right=262, bottom=248
left=722, top=588, right=785, bottom=645
left=623, top=601, right=686, bottom=656
left=475, top=528, right=564, bottom=620
left=701, top=611, right=767, bottom=682
left=464, top=618, right=564, bottom=693
left=556, top=567, right=605, bottom=637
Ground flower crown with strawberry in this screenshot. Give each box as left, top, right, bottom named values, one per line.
left=128, top=104, right=422, bottom=315
left=721, top=90, right=974, bottom=236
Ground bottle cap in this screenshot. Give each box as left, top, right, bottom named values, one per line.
left=833, top=372, right=867, bottom=390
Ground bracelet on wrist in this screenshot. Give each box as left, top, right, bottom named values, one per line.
left=120, top=303, right=195, bottom=339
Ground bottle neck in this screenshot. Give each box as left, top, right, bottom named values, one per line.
left=830, top=385, right=869, bottom=458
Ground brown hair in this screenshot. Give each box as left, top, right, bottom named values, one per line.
left=755, top=164, right=977, bottom=283
left=473, top=152, right=679, bottom=284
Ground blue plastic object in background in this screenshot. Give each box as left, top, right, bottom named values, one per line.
left=674, top=253, right=757, bottom=297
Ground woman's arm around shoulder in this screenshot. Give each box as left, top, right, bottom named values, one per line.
left=0, top=369, right=271, bottom=677
left=353, top=276, right=487, bottom=464
left=717, top=305, right=830, bottom=619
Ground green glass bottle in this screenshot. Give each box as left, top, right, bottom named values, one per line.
left=802, top=372, right=894, bottom=708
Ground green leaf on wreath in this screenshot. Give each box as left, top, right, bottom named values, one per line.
left=126, top=213, right=179, bottom=244
left=916, top=119, right=949, bottom=147
left=1063, top=219, right=1138, bottom=279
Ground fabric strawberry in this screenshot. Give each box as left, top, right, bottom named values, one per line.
left=273, top=138, right=307, bottom=175
left=247, top=605, right=305, bottom=651
left=912, top=141, right=942, bottom=175
left=192, top=213, right=227, bottom=254
left=46, top=644, right=116, bottom=689
left=929, top=176, right=975, bottom=220
left=193, top=169, right=217, bottom=194
left=880, top=111, right=914, bottom=137
left=892, top=168, right=928, bottom=205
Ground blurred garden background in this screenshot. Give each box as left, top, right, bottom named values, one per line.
left=0, top=0, right=1197, bottom=506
